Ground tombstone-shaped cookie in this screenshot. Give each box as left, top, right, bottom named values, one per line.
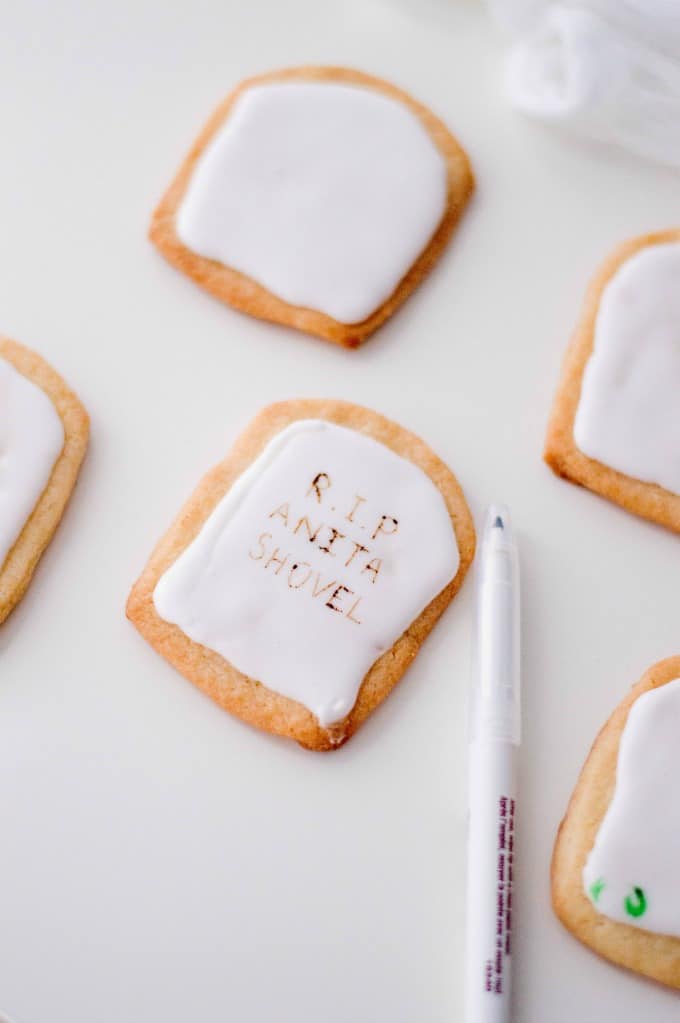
left=0, top=338, right=88, bottom=623
left=552, top=657, right=680, bottom=988
left=545, top=230, right=680, bottom=533
left=127, top=400, right=475, bottom=749
left=150, top=66, right=474, bottom=347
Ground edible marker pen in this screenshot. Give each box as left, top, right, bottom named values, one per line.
left=465, top=506, right=520, bottom=1023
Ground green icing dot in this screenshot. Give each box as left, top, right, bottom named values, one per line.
left=589, top=878, right=605, bottom=903
left=624, top=886, right=647, bottom=918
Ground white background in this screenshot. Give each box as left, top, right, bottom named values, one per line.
left=1, top=1, right=679, bottom=1021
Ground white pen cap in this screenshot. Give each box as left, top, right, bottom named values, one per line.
left=471, top=505, right=521, bottom=744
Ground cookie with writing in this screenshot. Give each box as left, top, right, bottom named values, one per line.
left=0, top=337, right=89, bottom=623
left=545, top=229, right=680, bottom=533
left=150, top=65, right=473, bottom=347
left=126, top=400, right=475, bottom=750
left=552, top=657, right=680, bottom=989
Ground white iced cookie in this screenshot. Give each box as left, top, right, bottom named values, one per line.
left=583, top=676, right=680, bottom=936
left=176, top=82, right=447, bottom=324
left=0, top=338, right=89, bottom=624
left=150, top=67, right=474, bottom=347
left=127, top=401, right=475, bottom=750
left=154, top=420, right=459, bottom=727
left=545, top=230, right=680, bottom=534
left=574, top=242, right=680, bottom=494
left=0, top=356, right=64, bottom=569
left=552, top=657, right=680, bottom=990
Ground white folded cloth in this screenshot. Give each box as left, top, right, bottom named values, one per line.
left=487, top=0, right=680, bottom=170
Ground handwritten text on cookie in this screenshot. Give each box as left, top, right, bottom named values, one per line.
left=248, top=472, right=398, bottom=624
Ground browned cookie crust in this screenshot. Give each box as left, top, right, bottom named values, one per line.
left=0, top=338, right=89, bottom=623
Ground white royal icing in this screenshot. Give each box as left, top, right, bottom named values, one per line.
left=153, top=419, right=460, bottom=727
left=176, top=80, right=449, bottom=324
left=583, top=677, right=680, bottom=936
left=0, top=356, right=64, bottom=571
left=574, top=242, right=680, bottom=494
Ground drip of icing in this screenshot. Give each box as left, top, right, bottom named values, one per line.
left=0, top=356, right=64, bottom=571
left=153, top=420, right=460, bottom=727
left=176, top=81, right=448, bottom=324
left=574, top=242, right=680, bottom=494
left=583, top=676, right=680, bottom=936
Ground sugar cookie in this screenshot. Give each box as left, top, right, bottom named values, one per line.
left=126, top=400, right=475, bottom=749
left=552, top=657, right=680, bottom=989
left=545, top=230, right=680, bottom=532
left=150, top=66, right=474, bottom=347
left=0, top=338, right=89, bottom=623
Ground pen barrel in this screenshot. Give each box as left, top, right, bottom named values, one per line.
left=472, top=544, right=520, bottom=745
left=465, top=738, right=518, bottom=1023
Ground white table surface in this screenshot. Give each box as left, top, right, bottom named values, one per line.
left=1, top=2, right=680, bottom=1021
